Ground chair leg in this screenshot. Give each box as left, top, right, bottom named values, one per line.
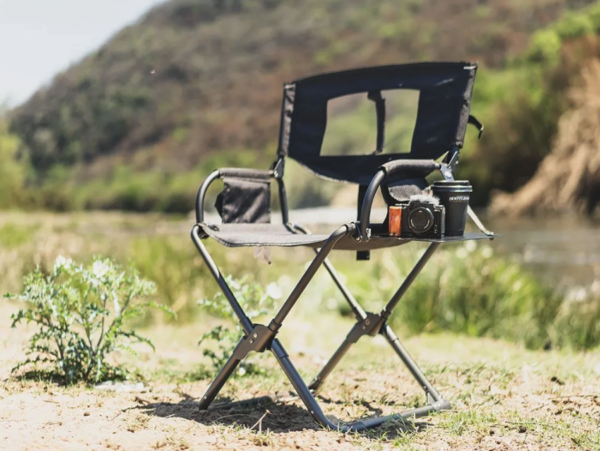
left=191, top=225, right=254, bottom=335
left=193, top=222, right=450, bottom=430
left=307, top=311, right=383, bottom=393
left=309, top=242, right=448, bottom=405
left=271, top=339, right=330, bottom=424
left=198, top=338, right=244, bottom=410
left=273, top=338, right=448, bottom=432
left=308, top=338, right=353, bottom=392
left=293, top=223, right=367, bottom=322
left=381, top=324, right=445, bottom=404
left=193, top=223, right=353, bottom=411
left=306, top=318, right=450, bottom=421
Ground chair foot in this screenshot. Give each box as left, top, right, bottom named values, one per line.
left=196, top=333, right=450, bottom=431
left=197, top=393, right=451, bottom=432
left=198, top=338, right=245, bottom=410
left=308, top=317, right=447, bottom=408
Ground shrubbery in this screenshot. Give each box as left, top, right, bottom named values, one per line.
left=322, top=242, right=600, bottom=351
left=0, top=119, right=29, bottom=209
left=7, top=256, right=170, bottom=384
left=5, top=0, right=600, bottom=212
left=197, top=275, right=280, bottom=376
left=194, top=244, right=600, bottom=360
left=462, top=2, right=600, bottom=205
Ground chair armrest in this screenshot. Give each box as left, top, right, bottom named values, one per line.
left=195, top=167, right=276, bottom=224
left=358, top=160, right=441, bottom=241
left=196, top=170, right=222, bottom=224
left=379, top=159, right=441, bottom=177
left=218, top=168, right=273, bottom=179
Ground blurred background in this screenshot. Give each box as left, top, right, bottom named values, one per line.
left=2, top=0, right=600, bottom=350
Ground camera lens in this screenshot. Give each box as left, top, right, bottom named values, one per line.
left=408, top=207, right=434, bottom=234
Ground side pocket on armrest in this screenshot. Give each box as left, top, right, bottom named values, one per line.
left=215, top=176, right=271, bottom=224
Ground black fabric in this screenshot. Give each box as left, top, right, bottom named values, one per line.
left=379, top=159, right=440, bottom=176
left=468, top=114, right=484, bottom=139
left=277, top=84, right=295, bottom=156
left=289, top=154, right=430, bottom=186
left=278, top=62, right=477, bottom=184
left=368, top=91, right=385, bottom=154
left=215, top=170, right=271, bottom=224
left=381, top=177, right=429, bottom=205
left=200, top=223, right=493, bottom=249
left=378, top=160, right=437, bottom=205
left=219, top=168, right=271, bottom=179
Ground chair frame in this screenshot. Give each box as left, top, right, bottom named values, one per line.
left=190, top=157, right=485, bottom=432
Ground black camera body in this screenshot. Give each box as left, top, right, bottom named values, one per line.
left=398, top=199, right=445, bottom=239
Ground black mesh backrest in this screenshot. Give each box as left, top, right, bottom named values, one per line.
left=277, top=62, right=477, bottom=185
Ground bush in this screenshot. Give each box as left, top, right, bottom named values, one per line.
left=386, top=243, right=600, bottom=350
left=527, top=30, right=562, bottom=63
left=7, top=256, right=170, bottom=384
left=0, top=119, right=28, bottom=209
left=325, top=242, right=600, bottom=351
left=388, top=242, right=561, bottom=348
left=551, top=285, right=600, bottom=350
left=555, top=12, right=594, bottom=40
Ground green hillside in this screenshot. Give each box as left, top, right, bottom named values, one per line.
left=5, top=0, right=600, bottom=211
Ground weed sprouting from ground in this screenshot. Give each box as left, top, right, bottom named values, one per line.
left=197, top=275, right=281, bottom=377
left=7, top=255, right=171, bottom=384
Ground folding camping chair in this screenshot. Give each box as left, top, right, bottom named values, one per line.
left=191, top=62, right=496, bottom=432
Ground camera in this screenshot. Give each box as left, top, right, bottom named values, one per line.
left=388, top=195, right=445, bottom=239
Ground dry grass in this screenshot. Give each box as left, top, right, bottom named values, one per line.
left=2, top=211, right=599, bottom=449
left=2, top=300, right=599, bottom=451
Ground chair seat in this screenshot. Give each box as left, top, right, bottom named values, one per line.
left=199, top=223, right=496, bottom=250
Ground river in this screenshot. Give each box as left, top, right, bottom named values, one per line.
left=283, top=208, right=600, bottom=289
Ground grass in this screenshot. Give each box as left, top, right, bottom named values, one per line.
left=2, top=212, right=599, bottom=352
left=2, top=288, right=600, bottom=450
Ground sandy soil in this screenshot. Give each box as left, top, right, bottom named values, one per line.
left=1, top=302, right=599, bottom=451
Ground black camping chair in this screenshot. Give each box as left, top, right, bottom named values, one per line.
left=191, top=62, right=497, bottom=431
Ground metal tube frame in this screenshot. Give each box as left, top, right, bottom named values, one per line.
left=191, top=227, right=450, bottom=432
left=191, top=162, right=452, bottom=432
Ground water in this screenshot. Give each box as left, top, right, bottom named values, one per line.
left=487, top=216, right=600, bottom=288
left=283, top=208, right=600, bottom=289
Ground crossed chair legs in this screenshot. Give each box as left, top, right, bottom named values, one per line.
left=191, top=223, right=450, bottom=432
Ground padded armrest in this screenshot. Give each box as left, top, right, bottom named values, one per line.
left=359, top=160, right=443, bottom=241
left=379, top=159, right=440, bottom=176
left=218, top=168, right=272, bottom=180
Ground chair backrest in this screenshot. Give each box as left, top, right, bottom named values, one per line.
left=277, top=62, right=477, bottom=186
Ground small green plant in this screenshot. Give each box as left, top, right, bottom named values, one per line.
left=198, top=275, right=280, bottom=376
left=7, top=255, right=169, bottom=384
left=325, top=242, right=600, bottom=350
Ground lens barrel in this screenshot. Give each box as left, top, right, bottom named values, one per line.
left=407, top=207, right=434, bottom=234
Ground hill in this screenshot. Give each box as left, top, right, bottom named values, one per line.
left=6, top=0, right=600, bottom=211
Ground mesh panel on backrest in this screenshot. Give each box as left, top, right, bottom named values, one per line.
left=277, top=62, right=477, bottom=185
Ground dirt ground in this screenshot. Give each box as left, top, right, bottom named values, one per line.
left=1, top=302, right=599, bottom=451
